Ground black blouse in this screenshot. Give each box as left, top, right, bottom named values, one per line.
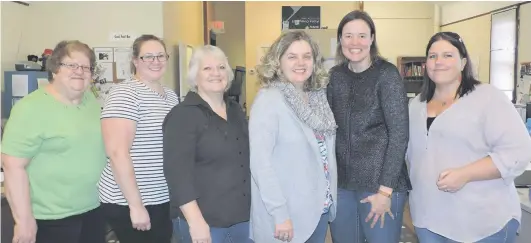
left=162, top=91, right=250, bottom=227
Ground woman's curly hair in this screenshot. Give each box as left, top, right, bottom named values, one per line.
left=256, top=30, right=329, bottom=91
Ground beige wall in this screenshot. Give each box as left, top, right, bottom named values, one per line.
left=440, top=1, right=523, bottom=25
left=519, top=3, right=531, bottom=67
left=1, top=2, right=29, bottom=89
left=0, top=1, right=205, bottom=90
left=244, top=2, right=438, bottom=110
left=214, top=1, right=246, bottom=68
left=1, top=1, right=164, bottom=84
left=245, top=1, right=360, bottom=109
left=441, top=15, right=491, bottom=83
left=364, top=2, right=436, bottom=65
left=162, top=1, right=204, bottom=90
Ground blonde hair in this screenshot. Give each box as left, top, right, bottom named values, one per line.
left=187, top=45, right=234, bottom=92
left=256, top=30, right=329, bottom=91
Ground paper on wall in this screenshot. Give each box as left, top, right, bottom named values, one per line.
left=330, top=38, right=337, bottom=57
left=12, top=74, right=29, bottom=96
left=94, top=47, right=114, bottom=63
left=113, top=47, right=133, bottom=80
left=113, top=47, right=131, bottom=63
left=110, top=32, right=138, bottom=42
left=97, top=62, right=114, bottom=83
left=37, top=78, right=49, bottom=89
left=115, top=62, right=131, bottom=80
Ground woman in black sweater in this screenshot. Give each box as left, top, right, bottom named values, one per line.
left=326, top=10, right=411, bottom=243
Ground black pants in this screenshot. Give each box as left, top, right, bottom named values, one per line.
left=101, top=202, right=173, bottom=243
left=35, top=206, right=106, bottom=243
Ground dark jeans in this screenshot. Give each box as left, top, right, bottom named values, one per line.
left=174, top=217, right=252, bottom=243
left=329, top=188, right=407, bottom=243
left=306, top=213, right=330, bottom=243
left=101, top=202, right=173, bottom=243
left=35, top=206, right=106, bottom=243
left=415, top=218, right=520, bottom=243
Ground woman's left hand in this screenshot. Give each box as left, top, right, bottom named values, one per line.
left=360, top=193, right=394, bottom=228
left=436, top=167, right=469, bottom=193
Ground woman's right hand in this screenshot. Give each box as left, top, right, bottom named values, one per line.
left=129, top=206, right=151, bottom=231
left=189, top=221, right=211, bottom=243
left=275, top=219, right=294, bottom=242
left=13, top=218, right=37, bottom=243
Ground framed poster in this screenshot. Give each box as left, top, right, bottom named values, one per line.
left=282, top=6, right=321, bottom=30
left=93, top=47, right=114, bottom=63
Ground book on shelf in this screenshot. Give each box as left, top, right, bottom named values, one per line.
left=402, top=62, right=425, bottom=81
left=397, top=56, right=426, bottom=82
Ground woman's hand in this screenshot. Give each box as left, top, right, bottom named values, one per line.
left=360, top=193, right=394, bottom=228
left=275, top=219, right=294, bottom=242
left=12, top=217, right=37, bottom=243
left=189, top=220, right=211, bottom=243
left=437, top=167, right=469, bottom=193
left=129, top=205, right=151, bottom=231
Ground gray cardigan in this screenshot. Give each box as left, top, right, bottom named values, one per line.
left=407, top=83, right=531, bottom=242
left=249, top=88, right=337, bottom=243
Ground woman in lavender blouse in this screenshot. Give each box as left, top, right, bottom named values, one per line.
left=407, top=31, right=531, bottom=243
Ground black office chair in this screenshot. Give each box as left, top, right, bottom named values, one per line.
left=227, top=66, right=246, bottom=103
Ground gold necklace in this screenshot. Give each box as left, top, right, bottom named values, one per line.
left=435, top=98, right=456, bottom=107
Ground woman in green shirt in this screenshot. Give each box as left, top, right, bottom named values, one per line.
left=2, top=40, right=107, bottom=243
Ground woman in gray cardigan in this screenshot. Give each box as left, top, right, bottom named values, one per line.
left=249, top=30, right=338, bottom=243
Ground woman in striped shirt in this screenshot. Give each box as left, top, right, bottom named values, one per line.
left=98, top=34, right=179, bottom=243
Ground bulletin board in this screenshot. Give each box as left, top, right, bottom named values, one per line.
left=92, top=47, right=133, bottom=107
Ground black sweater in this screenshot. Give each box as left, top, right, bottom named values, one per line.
left=327, top=59, right=412, bottom=192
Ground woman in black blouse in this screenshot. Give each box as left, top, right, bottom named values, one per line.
left=163, top=45, right=251, bottom=243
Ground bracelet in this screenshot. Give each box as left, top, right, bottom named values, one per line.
left=377, top=190, right=391, bottom=198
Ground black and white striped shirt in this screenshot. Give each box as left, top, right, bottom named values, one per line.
left=98, top=79, right=179, bottom=206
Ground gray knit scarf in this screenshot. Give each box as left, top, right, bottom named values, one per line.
left=269, top=81, right=337, bottom=137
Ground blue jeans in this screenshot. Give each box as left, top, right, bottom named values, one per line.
left=329, top=188, right=407, bottom=243
left=173, top=217, right=252, bottom=243
left=415, top=219, right=520, bottom=243
left=306, top=213, right=330, bottom=243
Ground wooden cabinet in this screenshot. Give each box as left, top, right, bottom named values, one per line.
left=397, top=56, right=426, bottom=98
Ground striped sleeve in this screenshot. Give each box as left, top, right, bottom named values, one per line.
left=101, top=84, right=140, bottom=121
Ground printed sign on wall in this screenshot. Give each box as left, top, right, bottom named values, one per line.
left=110, top=32, right=138, bottom=42
left=282, top=6, right=321, bottom=30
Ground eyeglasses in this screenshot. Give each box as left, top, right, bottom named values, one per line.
left=140, top=54, right=169, bottom=62
left=60, top=63, right=93, bottom=73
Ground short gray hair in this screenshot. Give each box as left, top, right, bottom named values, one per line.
left=187, top=45, right=234, bottom=92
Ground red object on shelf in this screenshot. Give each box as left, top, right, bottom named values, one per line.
left=43, top=49, right=53, bottom=56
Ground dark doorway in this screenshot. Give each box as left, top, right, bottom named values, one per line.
left=210, top=30, right=217, bottom=46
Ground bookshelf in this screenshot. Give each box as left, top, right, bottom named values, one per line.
left=397, top=56, right=426, bottom=98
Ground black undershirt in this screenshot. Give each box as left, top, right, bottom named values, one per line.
left=427, top=117, right=436, bottom=131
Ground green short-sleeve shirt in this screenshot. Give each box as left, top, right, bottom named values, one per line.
left=2, top=88, right=107, bottom=220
